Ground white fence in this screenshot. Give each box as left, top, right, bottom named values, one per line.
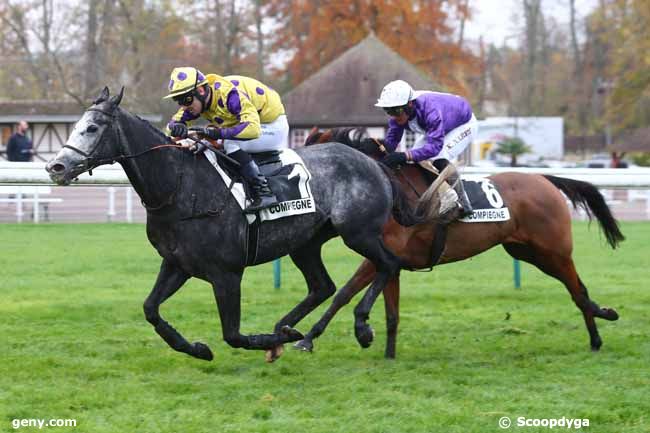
left=2, top=162, right=650, bottom=223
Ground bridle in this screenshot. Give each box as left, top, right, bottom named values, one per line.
left=63, top=106, right=186, bottom=211
left=63, top=107, right=186, bottom=175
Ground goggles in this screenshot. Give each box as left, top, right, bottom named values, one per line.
left=383, top=106, right=407, bottom=116
left=174, top=93, right=195, bottom=107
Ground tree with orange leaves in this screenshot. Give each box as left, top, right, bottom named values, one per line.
left=266, top=0, right=476, bottom=95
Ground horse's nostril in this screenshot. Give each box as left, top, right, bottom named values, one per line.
left=49, top=163, right=66, bottom=173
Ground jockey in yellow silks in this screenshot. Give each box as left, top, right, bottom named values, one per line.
left=163, top=67, right=288, bottom=212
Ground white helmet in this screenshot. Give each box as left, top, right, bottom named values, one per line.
left=375, top=80, right=415, bottom=108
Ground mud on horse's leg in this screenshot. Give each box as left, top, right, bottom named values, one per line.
left=143, top=259, right=213, bottom=361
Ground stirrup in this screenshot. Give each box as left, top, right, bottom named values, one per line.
left=457, top=205, right=473, bottom=218
left=457, top=189, right=473, bottom=217
left=244, top=194, right=278, bottom=213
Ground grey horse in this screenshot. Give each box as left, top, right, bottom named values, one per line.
left=45, top=87, right=425, bottom=362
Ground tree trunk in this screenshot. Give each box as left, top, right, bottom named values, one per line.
left=254, top=0, right=265, bottom=80
left=522, top=0, right=541, bottom=114
left=570, top=0, right=588, bottom=134
left=84, top=0, right=99, bottom=100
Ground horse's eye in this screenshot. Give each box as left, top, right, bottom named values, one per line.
left=87, top=125, right=99, bottom=133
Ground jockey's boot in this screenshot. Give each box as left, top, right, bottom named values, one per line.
left=445, top=163, right=473, bottom=218
left=241, top=160, right=278, bottom=213
left=454, top=179, right=473, bottom=217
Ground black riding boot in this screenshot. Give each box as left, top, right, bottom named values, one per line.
left=240, top=160, right=278, bottom=213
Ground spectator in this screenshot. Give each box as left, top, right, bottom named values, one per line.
left=7, top=121, right=34, bottom=162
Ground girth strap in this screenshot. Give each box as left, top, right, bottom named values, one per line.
left=246, top=217, right=261, bottom=266
left=413, top=224, right=448, bottom=272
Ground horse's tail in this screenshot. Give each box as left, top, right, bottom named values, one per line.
left=378, top=164, right=423, bottom=227
left=543, top=175, right=625, bottom=249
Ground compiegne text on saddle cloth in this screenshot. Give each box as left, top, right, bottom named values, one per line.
left=458, top=178, right=511, bottom=223
left=203, top=147, right=316, bottom=224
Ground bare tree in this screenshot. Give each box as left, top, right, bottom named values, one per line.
left=522, top=0, right=542, bottom=114
left=254, top=0, right=265, bottom=80
left=84, top=0, right=100, bottom=99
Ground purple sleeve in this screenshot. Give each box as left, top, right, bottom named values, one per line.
left=409, top=109, right=444, bottom=162
left=218, top=89, right=251, bottom=139
left=167, top=109, right=199, bottom=129
left=219, top=122, right=251, bottom=140
left=384, top=118, right=405, bottom=152
left=226, top=89, right=241, bottom=115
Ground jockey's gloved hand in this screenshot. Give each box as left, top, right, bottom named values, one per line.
left=169, top=123, right=188, bottom=139
left=189, top=126, right=222, bottom=140
left=381, top=152, right=407, bottom=168
left=192, top=140, right=208, bottom=155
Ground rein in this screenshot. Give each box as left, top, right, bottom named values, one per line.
left=371, top=138, right=421, bottom=199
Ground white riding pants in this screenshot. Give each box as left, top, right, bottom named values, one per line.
left=223, top=114, right=289, bottom=155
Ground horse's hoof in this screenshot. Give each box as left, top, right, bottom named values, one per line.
left=601, top=307, right=619, bottom=321
left=265, top=345, right=284, bottom=363
left=590, top=337, right=603, bottom=352
left=192, top=342, right=214, bottom=361
left=293, top=339, right=314, bottom=352
left=355, top=324, right=374, bottom=348
left=280, top=325, right=304, bottom=342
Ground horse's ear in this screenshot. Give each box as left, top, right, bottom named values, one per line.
left=110, top=86, right=125, bottom=107
left=93, top=86, right=110, bottom=105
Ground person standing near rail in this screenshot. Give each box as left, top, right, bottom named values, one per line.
left=6, top=120, right=34, bottom=162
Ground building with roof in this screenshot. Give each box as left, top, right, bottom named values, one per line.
left=282, top=34, right=439, bottom=149
left=0, top=100, right=161, bottom=161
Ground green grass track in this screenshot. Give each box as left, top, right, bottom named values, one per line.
left=1, top=222, right=648, bottom=432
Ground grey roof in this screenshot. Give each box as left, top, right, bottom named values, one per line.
left=0, top=100, right=161, bottom=123
left=282, top=34, right=438, bottom=127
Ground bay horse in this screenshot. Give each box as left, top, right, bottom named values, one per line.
left=45, top=88, right=425, bottom=362
left=293, top=127, right=624, bottom=358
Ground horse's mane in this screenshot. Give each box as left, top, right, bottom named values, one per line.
left=112, top=106, right=173, bottom=145
left=305, top=127, right=385, bottom=159
left=132, top=112, right=173, bottom=144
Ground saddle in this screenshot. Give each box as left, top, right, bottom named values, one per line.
left=217, top=150, right=283, bottom=180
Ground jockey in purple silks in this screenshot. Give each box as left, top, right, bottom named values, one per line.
left=375, top=80, right=478, bottom=217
